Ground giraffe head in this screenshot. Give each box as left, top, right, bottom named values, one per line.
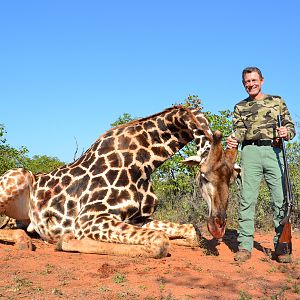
left=183, top=130, right=238, bottom=239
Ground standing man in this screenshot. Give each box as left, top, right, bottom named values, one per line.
left=227, top=66, right=296, bottom=263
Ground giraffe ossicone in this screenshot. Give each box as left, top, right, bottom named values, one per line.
left=0, top=105, right=238, bottom=258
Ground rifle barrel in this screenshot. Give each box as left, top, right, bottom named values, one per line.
left=277, top=115, right=293, bottom=224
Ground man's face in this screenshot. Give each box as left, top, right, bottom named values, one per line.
left=243, top=71, right=264, bottom=98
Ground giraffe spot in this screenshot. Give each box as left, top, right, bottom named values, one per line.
left=39, top=175, right=50, bottom=187
left=129, top=144, right=137, bottom=150
left=62, top=175, right=72, bottom=186
left=135, top=125, right=143, bottom=132
left=52, top=195, right=66, bottom=215
left=107, top=208, right=122, bottom=218
left=168, top=140, right=181, bottom=152
left=123, top=153, right=133, bottom=167
left=99, top=137, right=115, bottom=154
left=84, top=202, right=107, bottom=212
left=107, top=152, right=122, bottom=168
left=174, top=119, right=182, bottom=128
left=135, top=133, right=150, bottom=148
left=153, top=159, right=164, bottom=169
left=44, top=190, right=52, bottom=201
left=82, top=153, right=96, bottom=169
left=157, top=118, right=168, bottom=131
left=161, top=132, right=171, bottom=141
left=51, top=228, right=62, bottom=236
left=119, top=190, right=130, bottom=201
left=90, top=190, right=107, bottom=203
left=43, top=211, right=63, bottom=224
left=78, top=214, right=91, bottom=225
left=67, top=200, right=77, bottom=216
left=90, top=157, right=107, bottom=175
left=181, top=130, right=192, bottom=141
left=143, top=166, right=151, bottom=179
left=152, top=146, right=169, bottom=158
left=71, top=154, right=85, bottom=167
left=126, top=206, right=139, bottom=218
left=90, top=225, right=99, bottom=232
left=106, top=170, right=118, bottom=185
left=194, top=138, right=201, bottom=145
left=167, top=123, right=179, bottom=132
left=106, top=189, right=120, bottom=206
left=143, top=120, right=155, bottom=130
left=66, top=175, right=90, bottom=198
left=118, top=135, right=131, bottom=149
left=201, top=138, right=207, bottom=148
left=80, top=194, right=89, bottom=206
left=149, top=130, right=162, bottom=144
left=90, top=189, right=108, bottom=202
left=54, top=185, right=62, bottom=194
left=90, top=176, right=108, bottom=190
left=115, top=170, right=129, bottom=187
left=129, top=165, right=142, bottom=182
left=142, top=205, right=153, bottom=215
left=137, top=178, right=144, bottom=189
left=69, top=167, right=86, bottom=177
left=136, top=149, right=150, bottom=163
left=102, top=223, right=109, bottom=229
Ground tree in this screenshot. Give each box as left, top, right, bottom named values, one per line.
left=0, top=124, right=64, bottom=175
left=23, top=155, right=65, bottom=174
left=110, top=113, right=136, bottom=127
left=0, top=124, right=29, bottom=175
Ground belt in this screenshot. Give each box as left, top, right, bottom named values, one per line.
left=242, top=139, right=273, bottom=147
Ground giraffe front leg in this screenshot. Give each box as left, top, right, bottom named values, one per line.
left=0, top=229, right=33, bottom=250
left=56, top=217, right=170, bottom=258
left=142, top=220, right=201, bottom=247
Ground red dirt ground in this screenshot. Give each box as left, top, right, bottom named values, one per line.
left=0, top=229, right=299, bottom=300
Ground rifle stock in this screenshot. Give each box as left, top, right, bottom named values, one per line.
left=275, top=115, right=292, bottom=256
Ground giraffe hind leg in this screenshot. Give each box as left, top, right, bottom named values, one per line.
left=57, top=214, right=171, bottom=258
left=56, top=232, right=170, bottom=258
left=142, top=220, right=201, bottom=247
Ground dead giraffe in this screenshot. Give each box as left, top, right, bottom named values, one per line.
left=0, top=106, right=238, bottom=258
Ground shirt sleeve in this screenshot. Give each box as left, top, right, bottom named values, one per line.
left=280, top=98, right=296, bottom=141
left=232, top=104, right=247, bottom=143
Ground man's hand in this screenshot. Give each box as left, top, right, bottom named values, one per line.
left=277, top=126, right=289, bottom=140
left=226, top=135, right=239, bottom=149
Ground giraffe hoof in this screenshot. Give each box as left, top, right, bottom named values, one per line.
left=55, top=233, right=75, bottom=251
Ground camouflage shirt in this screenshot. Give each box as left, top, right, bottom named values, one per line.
left=232, top=95, right=296, bottom=142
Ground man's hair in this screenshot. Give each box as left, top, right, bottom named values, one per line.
left=242, top=67, right=263, bottom=82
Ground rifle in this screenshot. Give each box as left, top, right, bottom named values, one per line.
left=275, top=115, right=293, bottom=256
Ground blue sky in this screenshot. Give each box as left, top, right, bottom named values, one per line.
left=1, top=0, right=299, bottom=163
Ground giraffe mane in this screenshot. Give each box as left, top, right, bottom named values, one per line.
left=97, top=105, right=213, bottom=142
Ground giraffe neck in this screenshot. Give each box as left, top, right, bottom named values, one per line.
left=71, top=106, right=212, bottom=179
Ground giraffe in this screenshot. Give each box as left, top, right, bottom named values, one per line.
left=0, top=105, right=238, bottom=258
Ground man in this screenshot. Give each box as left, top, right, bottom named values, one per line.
left=227, top=66, right=296, bottom=263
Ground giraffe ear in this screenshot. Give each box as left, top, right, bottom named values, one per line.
left=181, top=156, right=201, bottom=166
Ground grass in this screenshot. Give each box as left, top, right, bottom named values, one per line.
left=41, top=263, right=55, bottom=275
left=112, top=272, right=127, bottom=284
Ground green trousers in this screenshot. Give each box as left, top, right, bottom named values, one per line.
left=238, top=144, right=285, bottom=252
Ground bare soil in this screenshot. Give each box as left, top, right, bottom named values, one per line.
left=0, top=229, right=299, bottom=300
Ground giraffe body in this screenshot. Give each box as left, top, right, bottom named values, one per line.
left=0, top=106, right=237, bottom=257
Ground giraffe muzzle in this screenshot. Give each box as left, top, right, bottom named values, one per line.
left=207, top=215, right=227, bottom=239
